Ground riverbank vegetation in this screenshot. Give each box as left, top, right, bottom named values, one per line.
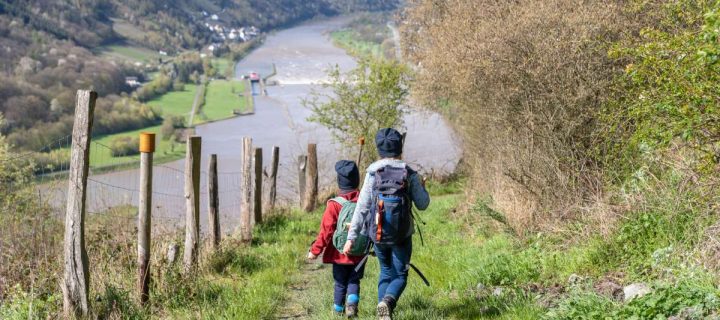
left=330, top=13, right=397, bottom=60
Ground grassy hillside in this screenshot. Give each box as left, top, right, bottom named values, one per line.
left=3, top=143, right=719, bottom=319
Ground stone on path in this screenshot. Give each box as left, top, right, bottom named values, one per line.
left=623, top=283, right=652, bottom=302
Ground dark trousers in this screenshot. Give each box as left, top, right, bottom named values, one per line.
left=374, top=237, right=412, bottom=303
left=332, top=263, right=366, bottom=307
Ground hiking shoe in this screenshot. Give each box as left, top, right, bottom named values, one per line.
left=334, top=304, right=345, bottom=317
left=376, top=299, right=393, bottom=320
left=346, top=304, right=358, bottom=318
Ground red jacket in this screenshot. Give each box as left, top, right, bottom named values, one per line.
left=310, top=190, right=366, bottom=265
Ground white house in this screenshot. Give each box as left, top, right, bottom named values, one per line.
left=125, top=76, right=141, bottom=87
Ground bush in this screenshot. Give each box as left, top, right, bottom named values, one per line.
left=160, top=115, right=185, bottom=141
left=29, top=148, right=71, bottom=174
left=109, top=136, right=139, bottom=157
left=93, top=96, right=162, bottom=136
left=401, top=0, right=636, bottom=233
left=304, top=59, right=408, bottom=167
left=599, top=1, right=720, bottom=180
left=135, top=73, right=173, bottom=102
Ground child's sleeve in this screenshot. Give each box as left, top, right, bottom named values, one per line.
left=348, top=171, right=373, bottom=241
left=310, top=201, right=339, bottom=256
left=408, top=172, right=430, bottom=210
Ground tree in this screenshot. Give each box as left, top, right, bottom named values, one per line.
left=304, top=59, right=408, bottom=166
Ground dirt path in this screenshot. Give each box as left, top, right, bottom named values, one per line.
left=187, top=75, right=206, bottom=125
left=275, top=260, right=326, bottom=319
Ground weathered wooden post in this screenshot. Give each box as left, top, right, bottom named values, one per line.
left=298, top=155, right=307, bottom=204
left=208, top=154, right=220, bottom=250
left=240, top=137, right=253, bottom=241
left=253, top=147, right=263, bottom=224
left=183, top=136, right=201, bottom=272
left=264, top=146, right=279, bottom=215
left=303, top=143, right=318, bottom=212
left=62, top=90, right=96, bottom=318
left=137, top=132, right=155, bottom=305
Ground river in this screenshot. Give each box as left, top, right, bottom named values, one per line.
left=44, top=16, right=461, bottom=234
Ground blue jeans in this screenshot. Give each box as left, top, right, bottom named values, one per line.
left=374, top=237, right=412, bottom=303
left=332, top=263, right=366, bottom=307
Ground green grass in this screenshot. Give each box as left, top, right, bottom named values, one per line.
left=197, top=80, right=250, bottom=123
left=331, top=30, right=384, bottom=59
left=160, top=210, right=319, bottom=319
left=0, top=207, right=319, bottom=319
left=78, top=85, right=199, bottom=168
left=78, top=78, right=248, bottom=168
left=88, top=125, right=185, bottom=168
left=211, top=58, right=233, bottom=76
left=146, top=84, right=199, bottom=120
left=291, top=194, right=544, bottom=319
left=5, top=178, right=720, bottom=319
left=99, top=44, right=161, bottom=63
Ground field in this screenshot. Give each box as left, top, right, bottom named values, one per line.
left=146, top=84, right=199, bottom=120
left=88, top=125, right=185, bottom=169
left=83, top=79, right=249, bottom=168
left=212, top=58, right=234, bottom=76
left=98, top=44, right=161, bottom=63
left=198, top=80, right=250, bottom=123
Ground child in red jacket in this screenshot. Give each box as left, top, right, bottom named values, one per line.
left=307, top=160, right=366, bottom=317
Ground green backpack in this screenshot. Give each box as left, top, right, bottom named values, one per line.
left=331, top=197, right=369, bottom=256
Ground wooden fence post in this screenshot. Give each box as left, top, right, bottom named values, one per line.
left=240, top=137, right=253, bottom=241
left=62, top=90, right=96, bottom=318
left=303, top=143, right=318, bottom=212
left=264, top=146, right=279, bottom=215
left=253, top=147, right=263, bottom=224
left=298, top=155, right=307, bottom=204
left=183, top=136, right=201, bottom=272
left=137, top=132, right=155, bottom=305
left=208, top=154, right=220, bottom=250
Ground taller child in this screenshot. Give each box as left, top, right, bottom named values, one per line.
left=343, top=128, right=430, bottom=320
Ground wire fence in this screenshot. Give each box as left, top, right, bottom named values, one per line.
left=10, top=135, right=279, bottom=237
left=6, top=128, right=452, bottom=239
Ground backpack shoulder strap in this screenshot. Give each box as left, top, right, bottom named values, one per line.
left=329, top=196, right=349, bottom=206
left=405, top=164, right=417, bottom=176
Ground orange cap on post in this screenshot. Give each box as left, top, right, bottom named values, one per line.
left=359, top=137, right=365, bottom=145
left=139, top=132, right=156, bottom=153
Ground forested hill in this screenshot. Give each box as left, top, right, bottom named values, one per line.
left=0, top=0, right=398, bottom=52
left=0, top=0, right=397, bottom=153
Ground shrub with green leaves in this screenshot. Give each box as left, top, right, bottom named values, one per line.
left=109, top=136, right=140, bottom=157
left=304, top=59, right=408, bottom=167
left=600, top=0, right=720, bottom=178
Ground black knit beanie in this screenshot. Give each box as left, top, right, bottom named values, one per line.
left=335, top=160, right=359, bottom=190
left=375, top=128, right=403, bottom=158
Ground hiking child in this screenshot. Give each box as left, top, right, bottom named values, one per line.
left=307, top=160, right=368, bottom=317
left=343, top=128, right=430, bottom=320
